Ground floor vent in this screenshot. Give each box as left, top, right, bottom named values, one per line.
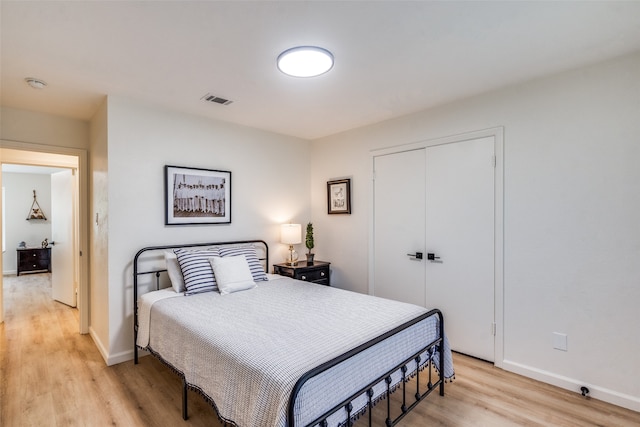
left=201, top=93, right=233, bottom=106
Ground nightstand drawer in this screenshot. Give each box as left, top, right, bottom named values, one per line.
left=297, top=268, right=328, bottom=283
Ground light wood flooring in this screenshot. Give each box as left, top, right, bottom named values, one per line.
left=1, top=273, right=639, bottom=426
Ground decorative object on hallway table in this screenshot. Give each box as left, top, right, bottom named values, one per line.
left=26, top=190, right=47, bottom=220
left=41, top=238, right=49, bottom=248
left=165, top=165, right=231, bottom=225
left=305, top=222, right=315, bottom=264
left=281, top=223, right=301, bottom=266
left=327, top=178, right=351, bottom=214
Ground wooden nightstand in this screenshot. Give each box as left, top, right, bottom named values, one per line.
left=273, top=261, right=331, bottom=286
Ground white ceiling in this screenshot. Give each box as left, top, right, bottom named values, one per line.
left=2, top=1, right=640, bottom=140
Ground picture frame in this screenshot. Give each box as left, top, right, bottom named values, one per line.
left=165, top=165, right=231, bottom=225
left=327, top=178, right=351, bottom=215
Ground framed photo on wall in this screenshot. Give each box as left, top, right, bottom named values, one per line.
left=327, top=178, right=351, bottom=214
left=165, top=165, right=231, bottom=225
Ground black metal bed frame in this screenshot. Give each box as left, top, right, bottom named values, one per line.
left=132, top=240, right=445, bottom=427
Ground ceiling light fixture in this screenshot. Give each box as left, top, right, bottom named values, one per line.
left=25, top=77, right=47, bottom=89
left=277, top=46, right=334, bottom=78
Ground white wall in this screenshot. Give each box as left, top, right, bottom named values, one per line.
left=0, top=107, right=89, bottom=150
left=310, top=52, right=640, bottom=411
left=1, top=172, right=52, bottom=274
left=89, top=98, right=110, bottom=355
left=95, top=96, right=312, bottom=364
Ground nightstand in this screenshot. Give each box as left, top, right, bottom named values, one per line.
left=273, top=261, right=331, bottom=286
left=17, top=247, right=51, bottom=276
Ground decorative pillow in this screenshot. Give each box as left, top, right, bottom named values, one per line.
left=209, top=256, right=256, bottom=295
left=218, top=245, right=268, bottom=282
left=174, top=248, right=220, bottom=295
left=164, top=251, right=185, bottom=293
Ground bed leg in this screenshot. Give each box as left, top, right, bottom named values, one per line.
left=439, top=344, right=445, bottom=396
left=438, top=312, right=445, bottom=397
left=182, top=378, right=188, bottom=420
left=401, top=365, right=407, bottom=413
left=367, top=388, right=374, bottom=427
left=385, top=376, right=392, bottom=427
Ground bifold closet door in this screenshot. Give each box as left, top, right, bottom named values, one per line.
left=372, top=136, right=496, bottom=362
left=425, top=137, right=495, bottom=362
left=373, top=149, right=426, bottom=307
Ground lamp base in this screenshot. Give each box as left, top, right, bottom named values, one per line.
left=287, top=246, right=299, bottom=266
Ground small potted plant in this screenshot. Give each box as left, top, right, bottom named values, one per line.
left=305, top=222, right=315, bottom=264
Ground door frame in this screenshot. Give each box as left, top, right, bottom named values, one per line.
left=0, top=140, right=89, bottom=334
left=369, top=127, right=504, bottom=367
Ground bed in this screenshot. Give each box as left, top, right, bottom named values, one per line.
left=133, top=240, right=454, bottom=427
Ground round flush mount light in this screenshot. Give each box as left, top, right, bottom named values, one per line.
left=25, top=77, right=47, bottom=89
left=277, top=46, right=334, bottom=78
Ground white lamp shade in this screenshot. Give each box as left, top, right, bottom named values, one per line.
left=281, top=223, right=302, bottom=245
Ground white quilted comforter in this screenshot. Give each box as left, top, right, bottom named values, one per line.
left=138, top=276, right=453, bottom=427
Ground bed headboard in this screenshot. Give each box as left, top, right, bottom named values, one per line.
left=132, top=239, right=268, bottom=361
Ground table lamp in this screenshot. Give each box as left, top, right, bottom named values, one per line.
left=281, top=223, right=301, bottom=266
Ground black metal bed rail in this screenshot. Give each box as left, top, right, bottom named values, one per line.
left=288, top=309, right=445, bottom=427
left=132, top=239, right=268, bottom=364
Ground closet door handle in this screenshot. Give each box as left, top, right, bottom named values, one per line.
left=407, top=252, right=423, bottom=260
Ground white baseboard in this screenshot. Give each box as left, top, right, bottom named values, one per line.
left=107, top=348, right=135, bottom=366
left=89, top=326, right=109, bottom=363
left=89, top=326, right=145, bottom=366
left=502, top=359, right=640, bottom=413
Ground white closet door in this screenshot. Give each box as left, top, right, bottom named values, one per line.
left=372, top=135, right=496, bottom=362
left=373, top=149, right=426, bottom=306
left=425, top=136, right=495, bottom=361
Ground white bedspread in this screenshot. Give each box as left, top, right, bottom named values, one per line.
left=139, top=276, right=453, bottom=426
left=136, top=287, right=182, bottom=348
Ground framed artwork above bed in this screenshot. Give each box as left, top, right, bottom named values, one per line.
left=165, top=165, right=231, bottom=225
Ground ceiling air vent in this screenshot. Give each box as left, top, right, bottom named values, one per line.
left=201, top=93, right=233, bottom=106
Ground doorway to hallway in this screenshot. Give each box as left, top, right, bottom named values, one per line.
left=0, top=143, right=88, bottom=333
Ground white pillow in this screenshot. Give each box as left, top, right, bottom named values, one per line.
left=218, top=245, right=268, bottom=282
left=209, top=255, right=256, bottom=295
left=164, top=251, right=185, bottom=293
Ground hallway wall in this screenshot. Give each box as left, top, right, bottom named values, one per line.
left=1, top=172, right=52, bottom=274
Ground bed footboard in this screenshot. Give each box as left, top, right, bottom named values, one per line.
left=288, top=309, right=445, bottom=427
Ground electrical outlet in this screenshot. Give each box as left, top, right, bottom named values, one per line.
left=553, top=332, right=568, bottom=351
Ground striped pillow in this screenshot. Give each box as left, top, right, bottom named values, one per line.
left=174, top=248, right=220, bottom=295
left=218, top=246, right=268, bottom=282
